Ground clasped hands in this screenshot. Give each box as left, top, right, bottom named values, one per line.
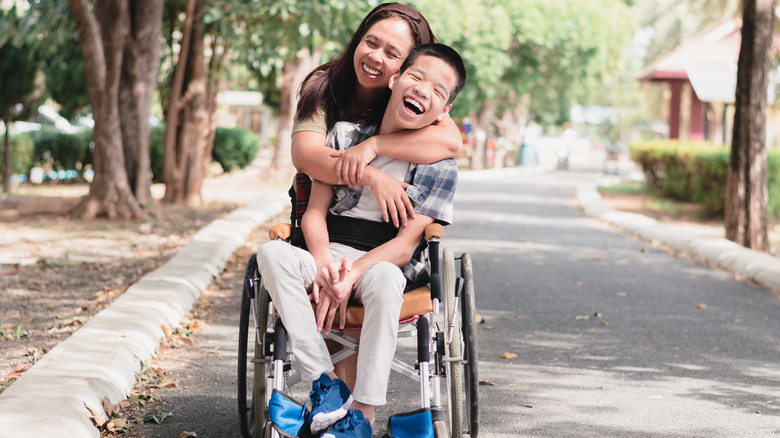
left=332, top=142, right=416, bottom=228
left=311, top=257, right=356, bottom=335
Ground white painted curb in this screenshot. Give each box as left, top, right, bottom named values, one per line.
left=0, top=192, right=289, bottom=438
left=576, top=185, right=780, bottom=294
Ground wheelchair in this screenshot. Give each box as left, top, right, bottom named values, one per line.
left=237, top=222, right=479, bottom=438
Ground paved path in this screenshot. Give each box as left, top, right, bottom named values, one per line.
left=2, top=155, right=780, bottom=437
left=451, top=165, right=780, bottom=437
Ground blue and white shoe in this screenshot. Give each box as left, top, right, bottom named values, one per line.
left=320, top=409, right=372, bottom=438
left=268, top=390, right=306, bottom=437
left=307, top=374, right=353, bottom=434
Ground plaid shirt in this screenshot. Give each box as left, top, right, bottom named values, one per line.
left=323, top=121, right=459, bottom=284
left=325, top=121, right=457, bottom=225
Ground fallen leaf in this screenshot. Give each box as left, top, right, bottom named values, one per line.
left=106, top=418, right=128, bottom=432
left=501, top=352, right=517, bottom=359
left=178, top=432, right=197, bottom=438
left=479, top=380, right=496, bottom=386
left=576, top=315, right=591, bottom=320
left=102, top=396, right=114, bottom=417
left=482, top=326, right=495, bottom=330
left=143, top=411, right=173, bottom=424
left=696, top=303, right=707, bottom=309
left=616, top=292, right=627, bottom=297
left=475, top=314, right=485, bottom=324
left=204, top=349, right=221, bottom=355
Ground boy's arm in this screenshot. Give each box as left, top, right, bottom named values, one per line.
left=335, top=117, right=462, bottom=186
left=325, top=213, right=434, bottom=332
left=300, top=181, right=336, bottom=303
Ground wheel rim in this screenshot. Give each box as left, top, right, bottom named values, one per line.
left=443, top=247, right=464, bottom=437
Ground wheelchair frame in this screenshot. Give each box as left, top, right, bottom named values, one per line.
left=237, top=225, right=478, bottom=438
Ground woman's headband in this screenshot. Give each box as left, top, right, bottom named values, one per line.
left=378, top=3, right=434, bottom=45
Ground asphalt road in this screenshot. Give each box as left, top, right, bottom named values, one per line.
left=131, top=162, right=780, bottom=437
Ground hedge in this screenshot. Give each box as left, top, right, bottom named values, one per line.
left=0, top=132, right=34, bottom=176
left=630, top=140, right=780, bottom=218
left=7, top=125, right=259, bottom=184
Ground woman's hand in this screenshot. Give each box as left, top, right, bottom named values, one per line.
left=363, top=170, right=416, bottom=228
left=332, top=141, right=377, bottom=186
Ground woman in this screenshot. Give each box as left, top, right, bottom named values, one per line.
left=291, top=2, right=462, bottom=229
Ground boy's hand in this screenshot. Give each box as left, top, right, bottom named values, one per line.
left=332, top=141, right=377, bottom=186
left=364, top=171, right=415, bottom=228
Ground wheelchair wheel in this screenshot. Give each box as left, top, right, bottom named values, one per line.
left=433, top=419, right=449, bottom=438
left=238, top=255, right=260, bottom=438
left=253, top=285, right=272, bottom=436
left=442, top=247, right=464, bottom=437
left=460, top=253, right=479, bottom=437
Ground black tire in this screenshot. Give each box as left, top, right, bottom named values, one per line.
left=238, top=255, right=259, bottom=438
left=460, top=253, right=479, bottom=438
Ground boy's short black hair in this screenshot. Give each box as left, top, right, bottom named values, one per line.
left=399, top=43, right=467, bottom=105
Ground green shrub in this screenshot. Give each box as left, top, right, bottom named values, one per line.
left=0, top=132, right=34, bottom=175
left=32, top=128, right=93, bottom=173
left=629, top=140, right=780, bottom=218
left=150, top=125, right=165, bottom=183
left=212, top=127, right=259, bottom=172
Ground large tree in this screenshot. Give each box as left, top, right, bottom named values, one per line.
left=724, top=0, right=776, bottom=251
left=67, top=0, right=162, bottom=218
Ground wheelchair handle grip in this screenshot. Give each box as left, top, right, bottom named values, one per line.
left=268, top=223, right=292, bottom=240
left=417, top=316, right=430, bottom=363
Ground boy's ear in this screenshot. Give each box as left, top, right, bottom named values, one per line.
left=388, top=72, right=400, bottom=90
left=435, top=104, right=453, bottom=123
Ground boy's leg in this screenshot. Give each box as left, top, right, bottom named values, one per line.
left=257, top=240, right=353, bottom=434
left=256, top=240, right=333, bottom=382
left=351, top=261, right=406, bottom=423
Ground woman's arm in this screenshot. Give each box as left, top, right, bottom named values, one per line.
left=335, top=117, right=462, bottom=186
left=291, top=130, right=416, bottom=227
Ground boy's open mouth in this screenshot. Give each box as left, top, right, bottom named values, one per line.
left=403, top=97, right=424, bottom=115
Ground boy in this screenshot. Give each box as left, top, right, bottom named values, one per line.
left=257, top=43, right=466, bottom=438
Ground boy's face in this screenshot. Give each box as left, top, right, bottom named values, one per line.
left=384, top=54, right=456, bottom=132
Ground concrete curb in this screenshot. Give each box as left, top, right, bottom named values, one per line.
left=0, top=191, right=289, bottom=438
left=576, top=185, right=780, bottom=294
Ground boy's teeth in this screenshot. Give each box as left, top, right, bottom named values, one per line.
left=404, top=97, right=423, bottom=114
left=363, top=64, right=381, bottom=76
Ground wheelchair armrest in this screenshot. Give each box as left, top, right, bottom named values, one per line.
left=268, top=223, right=292, bottom=240
left=425, top=223, right=443, bottom=240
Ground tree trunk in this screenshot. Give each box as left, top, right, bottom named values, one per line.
left=119, top=0, right=163, bottom=208
left=162, top=0, right=195, bottom=204
left=724, top=0, right=775, bottom=252
left=269, top=47, right=320, bottom=178
left=201, top=34, right=229, bottom=176
left=161, top=0, right=209, bottom=206
left=2, top=121, right=10, bottom=194
left=68, top=0, right=142, bottom=219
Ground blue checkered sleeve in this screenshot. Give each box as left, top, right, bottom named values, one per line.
left=405, top=159, right=458, bottom=225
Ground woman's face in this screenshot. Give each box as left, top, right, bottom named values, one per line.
left=353, top=17, right=416, bottom=96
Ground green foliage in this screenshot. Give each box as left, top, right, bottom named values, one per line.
left=0, top=7, right=40, bottom=122
left=150, top=125, right=165, bottom=183
left=629, top=140, right=780, bottom=218
left=0, top=133, right=34, bottom=175
left=32, top=128, right=93, bottom=173
left=42, top=21, right=89, bottom=119
left=212, top=127, right=259, bottom=172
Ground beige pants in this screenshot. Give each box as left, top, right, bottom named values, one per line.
left=256, top=240, right=406, bottom=405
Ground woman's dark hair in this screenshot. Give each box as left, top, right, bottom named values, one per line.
left=296, top=3, right=436, bottom=131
